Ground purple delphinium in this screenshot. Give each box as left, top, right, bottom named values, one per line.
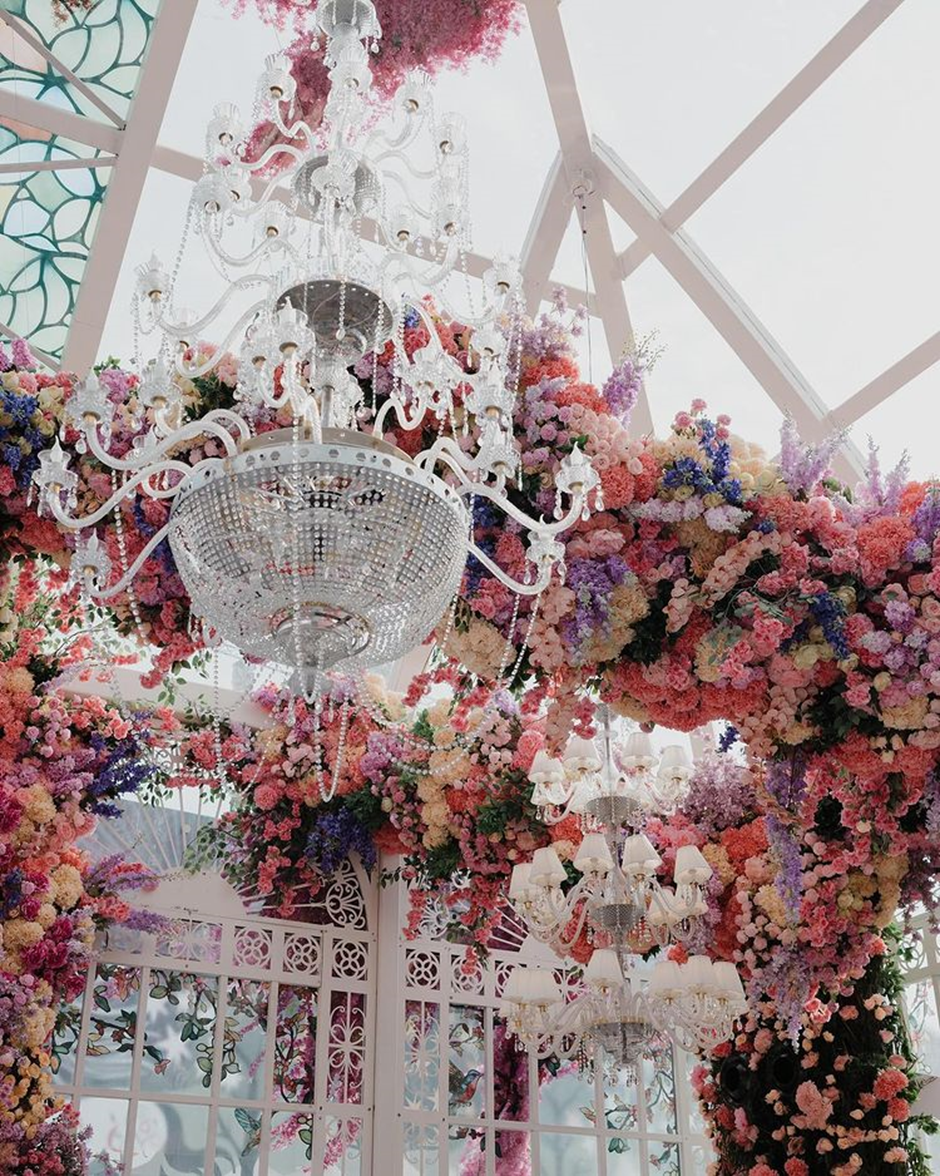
left=306, top=807, right=377, bottom=876
left=765, top=813, right=803, bottom=924
left=602, top=355, right=641, bottom=425
left=560, top=555, right=632, bottom=662
left=764, top=753, right=806, bottom=812
left=680, top=754, right=757, bottom=838
left=778, top=416, right=844, bottom=496
left=752, top=943, right=812, bottom=1043
left=907, top=487, right=940, bottom=563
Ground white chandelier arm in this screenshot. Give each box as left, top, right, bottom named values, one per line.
left=465, top=540, right=551, bottom=597
left=536, top=799, right=582, bottom=825
left=255, top=111, right=318, bottom=159
left=366, top=117, right=424, bottom=156
left=45, top=463, right=192, bottom=530
left=171, top=308, right=275, bottom=382
left=380, top=238, right=462, bottom=293
left=84, top=413, right=245, bottom=472
left=90, top=523, right=175, bottom=599
left=371, top=147, right=439, bottom=182
left=200, top=233, right=300, bottom=272
left=370, top=384, right=445, bottom=437
left=457, top=480, right=586, bottom=538
left=154, top=276, right=274, bottom=343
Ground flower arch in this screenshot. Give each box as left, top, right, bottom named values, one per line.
left=4, top=294, right=940, bottom=1171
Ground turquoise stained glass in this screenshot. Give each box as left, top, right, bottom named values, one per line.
left=0, top=0, right=161, bottom=358
left=0, top=0, right=160, bottom=119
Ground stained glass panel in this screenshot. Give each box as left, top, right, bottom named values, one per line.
left=0, top=128, right=108, bottom=357
left=138, top=970, right=218, bottom=1095
left=447, top=1004, right=486, bottom=1120
left=0, top=0, right=160, bottom=120
left=82, top=963, right=141, bottom=1089
left=274, top=983, right=318, bottom=1106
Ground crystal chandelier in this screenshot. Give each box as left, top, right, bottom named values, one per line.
left=510, top=709, right=708, bottom=955
left=501, top=946, right=747, bottom=1077
left=503, top=709, right=747, bottom=1065
left=32, top=0, right=599, bottom=697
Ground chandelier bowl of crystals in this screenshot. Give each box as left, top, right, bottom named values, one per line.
left=32, top=0, right=600, bottom=691
left=166, top=428, right=468, bottom=674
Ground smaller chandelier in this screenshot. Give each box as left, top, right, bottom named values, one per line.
left=502, top=946, right=747, bottom=1077
left=510, top=708, right=707, bottom=955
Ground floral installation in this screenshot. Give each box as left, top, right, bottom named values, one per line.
left=225, top=0, right=521, bottom=172
left=690, top=936, right=934, bottom=1176
left=646, top=752, right=935, bottom=1175
left=9, top=289, right=940, bottom=1175
left=0, top=563, right=163, bottom=1170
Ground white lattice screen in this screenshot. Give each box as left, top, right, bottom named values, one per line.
left=55, top=864, right=717, bottom=1174
left=53, top=864, right=375, bottom=1175
left=376, top=885, right=713, bottom=1176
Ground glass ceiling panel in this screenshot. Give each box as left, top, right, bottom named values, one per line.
left=423, top=17, right=557, bottom=259
left=686, top=0, right=940, bottom=409
left=0, top=126, right=109, bottom=358
left=561, top=0, right=859, bottom=206
left=0, top=0, right=159, bottom=121
left=624, top=256, right=784, bottom=450
left=848, top=366, right=940, bottom=483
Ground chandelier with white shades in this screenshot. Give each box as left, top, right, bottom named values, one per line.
left=504, top=710, right=748, bottom=1069
left=32, top=0, right=600, bottom=699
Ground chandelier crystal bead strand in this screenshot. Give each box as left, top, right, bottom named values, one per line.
left=32, top=0, right=600, bottom=701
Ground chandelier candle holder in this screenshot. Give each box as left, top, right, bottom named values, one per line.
left=32, top=0, right=600, bottom=722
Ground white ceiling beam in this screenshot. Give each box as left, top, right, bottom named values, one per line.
left=151, top=142, right=593, bottom=307
left=523, top=0, right=653, bottom=434
left=619, top=0, right=903, bottom=278
left=0, top=88, right=121, bottom=152
left=0, top=154, right=115, bottom=174
left=520, top=151, right=571, bottom=315
left=62, top=0, right=199, bottom=373
left=826, top=330, right=940, bottom=430
left=0, top=10, right=125, bottom=128
left=593, top=137, right=864, bottom=479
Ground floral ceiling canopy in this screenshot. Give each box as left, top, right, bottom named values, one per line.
left=0, top=0, right=939, bottom=470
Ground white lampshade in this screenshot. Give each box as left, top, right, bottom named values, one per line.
left=657, top=744, right=692, bottom=778
left=620, top=730, right=655, bottom=769
left=531, top=775, right=569, bottom=808
left=574, top=833, right=614, bottom=875
left=526, top=967, right=563, bottom=1008
left=647, top=887, right=676, bottom=927
left=529, top=846, right=567, bottom=888
left=585, top=948, right=624, bottom=988
left=648, top=959, right=683, bottom=997
left=503, top=967, right=527, bottom=1003
left=563, top=734, right=602, bottom=773
left=509, top=862, right=533, bottom=900
left=529, top=749, right=566, bottom=786
left=683, top=955, right=718, bottom=993
left=673, top=844, right=712, bottom=885
left=621, top=833, right=662, bottom=873
left=713, top=961, right=746, bottom=1003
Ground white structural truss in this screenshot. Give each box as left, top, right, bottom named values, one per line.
left=0, top=0, right=936, bottom=467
